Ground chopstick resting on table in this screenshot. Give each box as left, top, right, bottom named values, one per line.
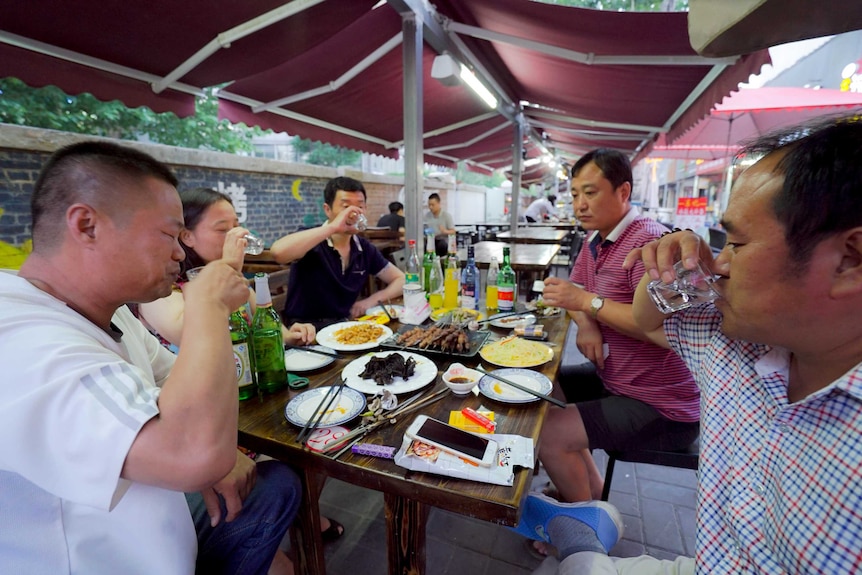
left=284, top=344, right=340, bottom=359
left=478, top=310, right=534, bottom=324
left=473, top=366, right=566, bottom=408
left=296, top=379, right=347, bottom=445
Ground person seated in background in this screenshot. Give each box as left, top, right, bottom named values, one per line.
left=0, top=141, right=299, bottom=575
left=525, top=194, right=558, bottom=222
left=424, top=192, right=456, bottom=257
left=271, top=176, right=405, bottom=329
left=537, top=149, right=699, bottom=556
left=377, top=201, right=405, bottom=233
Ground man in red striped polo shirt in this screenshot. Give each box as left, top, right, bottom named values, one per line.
left=539, top=149, right=700, bottom=509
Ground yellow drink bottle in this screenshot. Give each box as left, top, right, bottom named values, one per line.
left=443, top=254, right=460, bottom=309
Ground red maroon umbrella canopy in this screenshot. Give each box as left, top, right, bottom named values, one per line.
left=1, top=0, right=768, bottom=182
left=645, top=87, right=862, bottom=161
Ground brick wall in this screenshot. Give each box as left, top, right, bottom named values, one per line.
left=0, top=124, right=449, bottom=248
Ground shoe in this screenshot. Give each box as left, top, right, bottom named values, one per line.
left=512, top=493, right=623, bottom=554
left=321, top=517, right=344, bottom=543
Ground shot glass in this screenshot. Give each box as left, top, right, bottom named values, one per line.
left=184, top=266, right=205, bottom=281
left=243, top=233, right=265, bottom=255
left=646, top=260, right=720, bottom=314
left=353, top=213, right=368, bottom=232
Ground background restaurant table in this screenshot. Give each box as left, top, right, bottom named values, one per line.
left=496, top=228, right=569, bottom=245
left=237, top=311, right=570, bottom=575
left=457, top=241, right=560, bottom=274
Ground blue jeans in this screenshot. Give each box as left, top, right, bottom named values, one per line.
left=186, top=460, right=301, bottom=575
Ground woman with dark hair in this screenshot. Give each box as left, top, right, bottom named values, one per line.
left=137, top=189, right=344, bottom=570
left=139, top=187, right=315, bottom=345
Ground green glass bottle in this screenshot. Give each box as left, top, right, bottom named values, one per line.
left=251, top=273, right=287, bottom=394
left=497, top=247, right=516, bottom=312
left=422, top=229, right=435, bottom=291
left=230, top=307, right=256, bottom=400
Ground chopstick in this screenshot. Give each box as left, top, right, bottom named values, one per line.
left=296, top=379, right=347, bottom=445
left=284, top=344, right=340, bottom=359
left=473, top=366, right=567, bottom=408
left=378, top=300, right=395, bottom=321
left=323, top=387, right=450, bottom=458
left=478, top=310, right=533, bottom=324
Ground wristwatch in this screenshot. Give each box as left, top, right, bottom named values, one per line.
left=589, top=296, right=605, bottom=319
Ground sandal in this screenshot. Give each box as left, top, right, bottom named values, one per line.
left=321, top=517, right=345, bottom=543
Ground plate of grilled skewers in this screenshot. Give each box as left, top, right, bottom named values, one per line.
left=379, top=323, right=491, bottom=358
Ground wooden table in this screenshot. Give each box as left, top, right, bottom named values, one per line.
left=457, top=241, right=560, bottom=273
left=237, top=312, right=570, bottom=574
left=496, top=228, right=569, bottom=245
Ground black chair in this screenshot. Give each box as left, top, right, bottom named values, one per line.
left=600, top=437, right=700, bottom=501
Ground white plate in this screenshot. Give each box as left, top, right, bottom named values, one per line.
left=488, top=313, right=537, bottom=329
left=283, top=345, right=337, bottom=372
left=478, top=368, right=553, bottom=404
left=316, top=321, right=393, bottom=351
left=342, top=351, right=438, bottom=395
left=364, top=304, right=404, bottom=320
left=479, top=337, right=554, bottom=368
left=284, top=386, right=366, bottom=427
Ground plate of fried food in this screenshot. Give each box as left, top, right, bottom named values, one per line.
left=342, top=351, right=438, bottom=395
left=381, top=324, right=490, bottom=358
left=316, top=321, right=393, bottom=351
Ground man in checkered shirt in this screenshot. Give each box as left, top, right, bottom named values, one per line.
left=516, top=115, right=862, bottom=574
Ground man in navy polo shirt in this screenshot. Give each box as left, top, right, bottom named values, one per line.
left=271, top=176, right=405, bottom=329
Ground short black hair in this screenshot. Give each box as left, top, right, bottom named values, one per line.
left=428, top=192, right=441, bottom=203
left=323, top=176, right=366, bottom=206
left=547, top=194, right=557, bottom=203
left=31, top=141, right=178, bottom=251
left=388, top=201, right=404, bottom=213
left=737, top=113, right=862, bottom=267
left=571, top=149, right=632, bottom=190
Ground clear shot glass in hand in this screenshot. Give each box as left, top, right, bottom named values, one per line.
left=243, top=233, right=265, bottom=255
left=184, top=266, right=205, bottom=281
left=352, top=213, right=368, bottom=232
left=646, top=260, right=720, bottom=314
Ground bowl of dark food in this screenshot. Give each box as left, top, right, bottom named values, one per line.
left=442, top=363, right=481, bottom=395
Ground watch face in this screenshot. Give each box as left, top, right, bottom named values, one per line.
left=592, top=297, right=603, bottom=308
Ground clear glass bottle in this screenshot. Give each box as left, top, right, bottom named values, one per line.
left=497, top=247, right=516, bottom=312
left=251, top=273, right=287, bottom=394
left=428, top=255, right=444, bottom=310
left=461, top=246, right=479, bottom=310
left=485, top=256, right=499, bottom=313
left=443, top=252, right=460, bottom=309
left=405, top=239, right=421, bottom=286
left=422, top=229, right=435, bottom=291
left=230, top=307, right=256, bottom=401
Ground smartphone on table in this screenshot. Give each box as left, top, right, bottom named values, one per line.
left=405, top=415, right=498, bottom=467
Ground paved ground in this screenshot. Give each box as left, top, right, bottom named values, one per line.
left=288, top=449, right=698, bottom=574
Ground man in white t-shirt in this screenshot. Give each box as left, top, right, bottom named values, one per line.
left=0, top=142, right=299, bottom=574
left=524, top=194, right=558, bottom=222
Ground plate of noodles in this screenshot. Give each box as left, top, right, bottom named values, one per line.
left=316, top=321, right=393, bottom=351
left=479, top=336, right=554, bottom=368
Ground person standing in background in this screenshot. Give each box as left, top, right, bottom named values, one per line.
left=424, top=192, right=456, bottom=257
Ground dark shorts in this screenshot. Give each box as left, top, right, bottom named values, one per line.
left=578, top=394, right=700, bottom=452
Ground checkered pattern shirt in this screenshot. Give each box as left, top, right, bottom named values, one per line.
left=665, top=306, right=862, bottom=574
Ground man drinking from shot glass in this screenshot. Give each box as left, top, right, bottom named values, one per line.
left=533, top=150, right=700, bottom=558
left=270, top=176, right=405, bottom=330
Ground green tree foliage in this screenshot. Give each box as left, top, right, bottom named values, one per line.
left=0, top=78, right=266, bottom=154
left=291, top=137, right=362, bottom=167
